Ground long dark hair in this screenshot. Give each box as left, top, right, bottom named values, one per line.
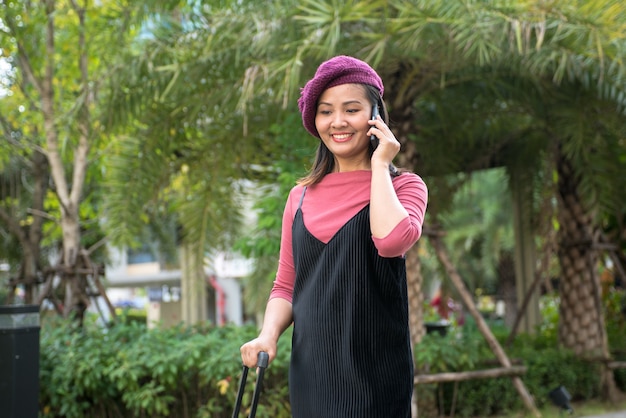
left=298, top=85, right=399, bottom=186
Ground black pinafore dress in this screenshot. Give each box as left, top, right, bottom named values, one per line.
left=289, top=187, right=413, bottom=418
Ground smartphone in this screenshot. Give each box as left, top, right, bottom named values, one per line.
left=370, top=104, right=380, bottom=150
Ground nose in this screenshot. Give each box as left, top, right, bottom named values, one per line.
left=330, top=113, right=347, bottom=128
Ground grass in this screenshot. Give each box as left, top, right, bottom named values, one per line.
left=498, top=395, right=626, bottom=418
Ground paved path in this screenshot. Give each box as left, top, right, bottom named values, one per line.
left=581, top=411, right=626, bottom=418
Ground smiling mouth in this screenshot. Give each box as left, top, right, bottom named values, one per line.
left=332, top=133, right=353, bottom=142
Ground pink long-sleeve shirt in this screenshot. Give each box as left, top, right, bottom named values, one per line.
left=270, top=170, right=428, bottom=303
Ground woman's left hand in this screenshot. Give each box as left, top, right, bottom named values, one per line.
left=368, top=116, right=401, bottom=164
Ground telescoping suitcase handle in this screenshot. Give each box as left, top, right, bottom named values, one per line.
left=232, top=351, right=269, bottom=418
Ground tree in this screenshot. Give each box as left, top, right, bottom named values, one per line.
left=102, top=0, right=626, bottom=400
left=0, top=0, right=183, bottom=321
left=280, top=1, right=626, bottom=400
left=0, top=118, right=49, bottom=304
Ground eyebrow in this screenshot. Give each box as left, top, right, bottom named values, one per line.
left=317, top=99, right=365, bottom=107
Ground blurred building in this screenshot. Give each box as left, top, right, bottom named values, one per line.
left=103, top=246, right=252, bottom=328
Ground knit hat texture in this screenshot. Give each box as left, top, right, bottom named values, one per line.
left=298, top=55, right=384, bottom=138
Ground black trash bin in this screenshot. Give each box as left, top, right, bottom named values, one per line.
left=0, top=304, right=40, bottom=418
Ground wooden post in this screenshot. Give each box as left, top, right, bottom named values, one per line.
left=415, top=366, right=527, bottom=384
left=428, top=233, right=541, bottom=418
left=608, top=361, right=626, bottom=370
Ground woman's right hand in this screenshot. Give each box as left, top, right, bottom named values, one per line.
left=240, top=297, right=293, bottom=368
left=240, top=336, right=277, bottom=368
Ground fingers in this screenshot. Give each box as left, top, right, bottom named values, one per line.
left=368, top=114, right=386, bottom=132
left=368, top=117, right=400, bottom=159
left=240, top=342, right=258, bottom=368
left=240, top=339, right=275, bottom=368
left=368, top=116, right=399, bottom=146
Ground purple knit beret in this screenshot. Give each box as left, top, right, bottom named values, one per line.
left=298, top=55, right=384, bottom=138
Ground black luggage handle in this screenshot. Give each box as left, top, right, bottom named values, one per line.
left=232, top=351, right=269, bottom=418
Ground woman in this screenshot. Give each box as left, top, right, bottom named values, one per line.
left=240, top=55, right=428, bottom=417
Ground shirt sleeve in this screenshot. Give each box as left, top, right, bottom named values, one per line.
left=372, top=173, right=428, bottom=258
left=268, top=186, right=302, bottom=303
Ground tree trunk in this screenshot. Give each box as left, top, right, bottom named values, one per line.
left=555, top=148, right=619, bottom=402
left=404, top=242, right=426, bottom=417
left=25, top=150, right=49, bottom=302
left=497, top=251, right=517, bottom=329
left=0, top=149, right=48, bottom=304
left=390, top=85, right=426, bottom=418
left=390, top=69, right=427, bottom=350
left=60, top=214, right=87, bottom=319
left=35, top=0, right=94, bottom=322
left=406, top=242, right=426, bottom=350
left=180, top=244, right=208, bottom=325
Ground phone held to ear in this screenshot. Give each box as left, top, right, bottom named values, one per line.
left=370, top=104, right=380, bottom=150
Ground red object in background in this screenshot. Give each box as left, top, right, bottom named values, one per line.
left=430, top=290, right=450, bottom=319
left=208, top=275, right=226, bottom=326
left=430, top=289, right=465, bottom=325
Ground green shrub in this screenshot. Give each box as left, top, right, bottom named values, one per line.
left=413, top=315, right=602, bottom=417
left=40, top=295, right=623, bottom=418
left=606, top=288, right=626, bottom=353
left=39, top=316, right=292, bottom=418
left=114, top=307, right=147, bottom=325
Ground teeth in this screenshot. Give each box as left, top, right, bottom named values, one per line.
left=334, top=134, right=351, bottom=139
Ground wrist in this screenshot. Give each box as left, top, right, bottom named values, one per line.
left=259, top=328, right=280, bottom=342
left=371, top=160, right=390, bottom=172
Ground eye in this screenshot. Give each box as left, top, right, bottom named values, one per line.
left=346, top=108, right=360, bottom=113
left=317, top=109, right=331, bottom=115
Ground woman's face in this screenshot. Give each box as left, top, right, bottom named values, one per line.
left=315, top=83, right=373, bottom=170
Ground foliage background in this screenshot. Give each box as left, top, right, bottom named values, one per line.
left=0, top=0, right=624, bottom=415
left=39, top=291, right=625, bottom=418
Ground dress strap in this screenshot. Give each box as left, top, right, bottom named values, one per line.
left=298, top=186, right=307, bottom=209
